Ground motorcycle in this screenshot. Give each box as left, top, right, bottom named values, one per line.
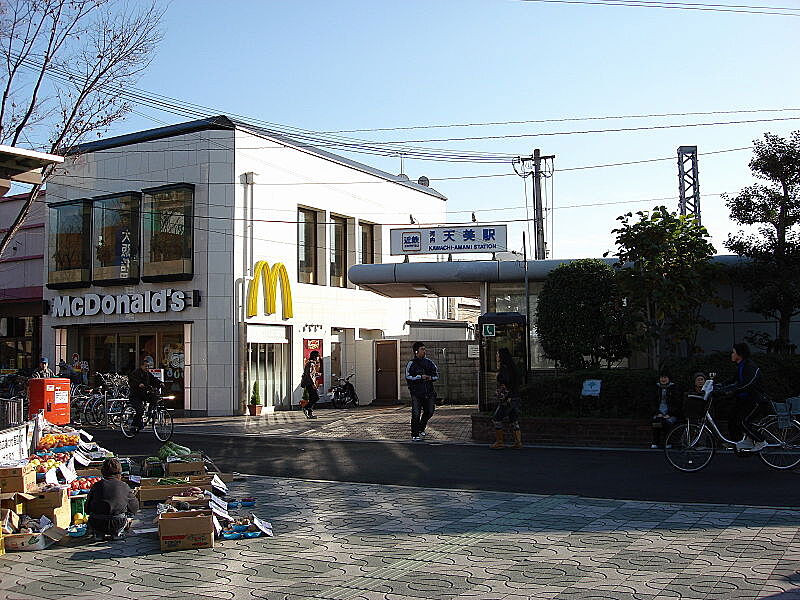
left=329, top=373, right=358, bottom=409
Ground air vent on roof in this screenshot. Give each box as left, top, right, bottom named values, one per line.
left=417, top=176, right=430, bottom=187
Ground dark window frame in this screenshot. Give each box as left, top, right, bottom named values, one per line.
left=140, top=183, right=194, bottom=283
left=297, top=207, right=318, bottom=285
left=360, top=221, right=375, bottom=265
left=330, top=214, right=347, bottom=288
left=46, top=199, right=92, bottom=289
left=91, top=191, right=141, bottom=286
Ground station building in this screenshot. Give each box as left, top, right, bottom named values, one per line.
left=41, top=116, right=447, bottom=415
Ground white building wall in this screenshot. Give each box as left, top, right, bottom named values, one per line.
left=41, top=121, right=447, bottom=415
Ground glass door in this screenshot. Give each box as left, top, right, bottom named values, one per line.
left=248, top=342, right=290, bottom=410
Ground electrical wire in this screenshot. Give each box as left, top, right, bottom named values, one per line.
left=516, top=0, right=800, bottom=17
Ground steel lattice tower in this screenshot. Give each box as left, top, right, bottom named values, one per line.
left=677, top=146, right=700, bottom=223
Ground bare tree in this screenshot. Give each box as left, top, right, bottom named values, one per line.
left=0, top=0, right=164, bottom=258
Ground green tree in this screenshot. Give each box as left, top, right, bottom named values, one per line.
left=535, top=258, right=631, bottom=370
left=610, top=206, right=717, bottom=369
left=724, top=131, right=800, bottom=353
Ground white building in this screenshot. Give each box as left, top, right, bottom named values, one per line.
left=42, top=116, right=447, bottom=415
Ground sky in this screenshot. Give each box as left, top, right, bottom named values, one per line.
left=99, top=0, right=800, bottom=259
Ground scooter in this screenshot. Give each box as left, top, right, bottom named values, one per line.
left=329, top=373, right=358, bottom=408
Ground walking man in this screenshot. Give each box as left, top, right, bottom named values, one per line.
left=406, top=342, right=439, bottom=442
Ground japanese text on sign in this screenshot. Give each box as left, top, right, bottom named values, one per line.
left=390, top=225, right=507, bottom=255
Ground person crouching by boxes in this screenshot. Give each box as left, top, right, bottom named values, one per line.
left=86, top=458, right=138, bottom=542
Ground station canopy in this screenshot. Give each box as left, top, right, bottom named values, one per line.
left=348, top=259, right=578, bottom=298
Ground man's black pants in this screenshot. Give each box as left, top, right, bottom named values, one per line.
left=411, top=395, right=435, bottom=437
left=130, top=397, right=145, bottom=429
left=729, top=397, right=766, bottom=442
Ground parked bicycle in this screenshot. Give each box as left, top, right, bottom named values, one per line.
left=119, top=387, right=174, bottom=441
left=665, top=378, right=800, bottom=472
left=329, top=373, right=359, bottom=409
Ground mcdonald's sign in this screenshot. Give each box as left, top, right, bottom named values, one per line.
left=246, top=261, right=293, bottom=319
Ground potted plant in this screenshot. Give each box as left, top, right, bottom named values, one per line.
left=248, top=381, right=263, bottom=416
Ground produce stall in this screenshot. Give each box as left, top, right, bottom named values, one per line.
left=0, top=418, right=272, bottom=554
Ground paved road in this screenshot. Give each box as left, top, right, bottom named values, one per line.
left=92, top=430, right=800, bottom=507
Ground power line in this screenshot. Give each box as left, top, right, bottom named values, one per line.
left=321, top=108, right=800, bottom=134
left=516, top=0, right=800, bottom=17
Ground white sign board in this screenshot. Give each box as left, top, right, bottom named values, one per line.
left=467, top=345, right=480, bottom=359
left=390, top=225, right=507, bottom=255
left=0, top=424, right=29, bottom=465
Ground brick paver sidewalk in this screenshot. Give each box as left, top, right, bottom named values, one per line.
left=3, top=475, right=800, bottom=599
left=174, top=404, right=475, bottom=443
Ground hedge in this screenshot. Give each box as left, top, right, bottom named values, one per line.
left=515, top=352, right=800, bottom=420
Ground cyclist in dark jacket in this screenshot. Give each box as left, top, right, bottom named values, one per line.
left=405, top=342, right=439, bottom=441
left=127, top=358, right=162, bottom=431
left=722, top=342, right=767, bottom=451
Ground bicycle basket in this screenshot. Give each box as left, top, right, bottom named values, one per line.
left=772, top=397, right=800, bottom=429
left=683, top=394, right=707, bottom=419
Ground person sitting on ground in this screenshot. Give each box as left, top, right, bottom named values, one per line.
left=86, top=457, right=138, bottom=541
left=651, top=372, right=681, bottom=449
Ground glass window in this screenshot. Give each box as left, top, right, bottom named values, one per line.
left=48, top=201, right=90, bottom=288
left=297, top=208, right=317, bottom=284
left=330, top=215, right=346, bottom=287
left=92, top=193, right=140, bottom=283
left=360, top=222, right=375, bottom=265
left=142, top=184, right=193, bottom=281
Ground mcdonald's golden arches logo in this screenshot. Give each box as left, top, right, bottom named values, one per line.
left=246, top=261, right=293, bottom=319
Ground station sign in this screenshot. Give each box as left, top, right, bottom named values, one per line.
left=390, top=225, right=507, bottom=255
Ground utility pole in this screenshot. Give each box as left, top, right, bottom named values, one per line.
left=514, top=149, right=555, bottom=259
left=677, top=145, right=701, bottom=224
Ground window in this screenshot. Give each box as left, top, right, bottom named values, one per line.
left=360, top=222, right=375, bottom=265
left=297, top=208, right=317, bottom=284
left=48, top=201, right=90, bottom=288
left=330, top=215, right=346, bottom=287
left=92, top=192, right=140, bottom=284
left=142, top=184, right=193, bottom=281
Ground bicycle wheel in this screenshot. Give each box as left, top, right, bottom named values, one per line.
left=119, top=405, right=139, bottom=438
left=153, top=409, right=174, bottom=442
left=664, top=423, right=715, bottom=473
left=758, top=417, right=800, bottom=470
left=82, top=397, right=100, bottom=426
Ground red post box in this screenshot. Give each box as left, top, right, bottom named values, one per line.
left=27, top=378, right=71, bottom=425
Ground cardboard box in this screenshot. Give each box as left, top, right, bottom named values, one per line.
left=158, top=510, right=215, bottom=552
left=0, top=464, right=36, bottom=493
left=165, top=461, right=206, bottom=477
left=3, top=526, right=66, bottom=552
left=136, top=477, right=211, bottom=504
left=25, top=488, right=72, bottom=528
left=0, top=492, right=36, bottom=515
left=1, top=508, right=20, bottom=534
left=168, top=494, right=210, bottom=509
left=76, top=469, right=102, bottom=478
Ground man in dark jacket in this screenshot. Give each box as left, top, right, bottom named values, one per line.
left=405, top=342, right=439, bottom=442
left=127, top=358, right=162, bottom=431
left=651, top=373, right=681, bottom=449
left=723, top=342, right=767, bottom=451
left=31, top=357, right=55, bottom=378
left=86, top=457, right=138, bottom=541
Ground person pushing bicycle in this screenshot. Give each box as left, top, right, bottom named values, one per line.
left=719, top=342, right=768, bottom=452
left=127, top=357, right=163, bottom=433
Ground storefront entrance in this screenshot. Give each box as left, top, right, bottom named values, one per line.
left=247, top=343, right=290, bottom=410
left=69, top=325, right=186, bottom=409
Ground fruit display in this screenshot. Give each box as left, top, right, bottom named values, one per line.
left=29, top=456, right=64, bottom=473
left=68, top=476, right=100, bottom=494
left=36, top=433, right=79, bottom=451
left=72, top=513, right=88, bottom=526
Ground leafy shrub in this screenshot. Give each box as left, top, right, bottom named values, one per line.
left=514, top=352, right=800, bottom=420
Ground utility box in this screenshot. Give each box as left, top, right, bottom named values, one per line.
left=27, top=378, right=71, bottom=425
